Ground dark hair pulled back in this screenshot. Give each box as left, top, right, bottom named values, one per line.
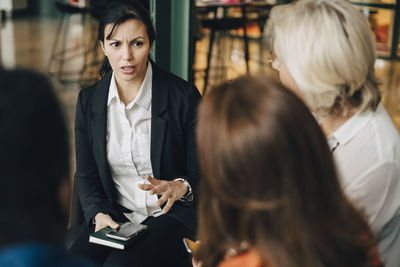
left=98, top=0, right=155, bottom=77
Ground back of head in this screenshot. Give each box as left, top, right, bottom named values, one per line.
left=265, top=0, right=381, bottom=117
left=0, top=69, right=70, bottom=246
left=196, top=76, right=372, bottom=267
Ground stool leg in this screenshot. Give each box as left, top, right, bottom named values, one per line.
left=78, top=13, right=89, bottom=85
left=203, top=27, right=215, bottom=95
left=48, top=9, right=96, bottom=84
left=57, top=14, right=71, bottom=81
left=243, top=25, right=250, bottom=74
left=47, top=13, right=65, bottom=75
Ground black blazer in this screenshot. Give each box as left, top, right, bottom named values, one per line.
left=70, top=62, right=201, bottom=242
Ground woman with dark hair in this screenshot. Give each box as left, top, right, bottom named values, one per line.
left=194, top=76, right=382, bottom=267
left=0, top=69, right=94, bottom=267
left=68, top=0, right=201, bottom=266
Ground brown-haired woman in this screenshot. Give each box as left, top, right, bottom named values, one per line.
left=195, top=76, right=382, bottom=267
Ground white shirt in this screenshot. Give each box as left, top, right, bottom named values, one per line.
left=327, top=104, right=400, bottom=267
left=106, top=63, right=161, bottom=224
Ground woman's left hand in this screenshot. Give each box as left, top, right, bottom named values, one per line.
left=138, top=175, right=188, bottom=214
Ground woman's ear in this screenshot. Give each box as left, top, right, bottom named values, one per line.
left=100, top=41, right=106, bottom=56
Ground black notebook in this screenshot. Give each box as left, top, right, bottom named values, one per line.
left=89, top=224, right=147, bottom=250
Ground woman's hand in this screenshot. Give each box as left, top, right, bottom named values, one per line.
left=138, top=175, right=188, bottom=214
left=94, top=212, right=120, bottom=232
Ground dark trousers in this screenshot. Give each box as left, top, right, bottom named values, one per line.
left=68, top=215, right=194, bottom=267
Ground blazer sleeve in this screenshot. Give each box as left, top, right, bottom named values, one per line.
left=183, top=84, right=202, bottom=201
left=74, top=90, right=118, bottom=225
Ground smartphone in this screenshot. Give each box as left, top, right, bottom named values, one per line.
left=106, top=222, right=147, bottom=241
left=183, top=238, right=199, bottom=254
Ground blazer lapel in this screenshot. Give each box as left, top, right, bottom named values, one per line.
left=90, top=72, right=115, bottom=197
left=151, top=63, right=168, bottom=179
left=90, top=67, right=168, bottom=184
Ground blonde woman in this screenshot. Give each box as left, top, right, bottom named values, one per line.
left=265, top=1, right=400, bottom=266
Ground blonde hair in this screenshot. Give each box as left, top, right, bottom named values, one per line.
left=265, top=0, right=381, bottom=117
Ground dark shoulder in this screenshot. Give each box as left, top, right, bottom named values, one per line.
left=0, top=244, right=97, bottom=267
left=78, top=80, right=100, bottom=102
left=77, top=72, right=111, bottom=106
left=152, top=64, right=201, bottom=100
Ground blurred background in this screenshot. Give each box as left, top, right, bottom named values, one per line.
left=0, top=0, right=399, bottom=179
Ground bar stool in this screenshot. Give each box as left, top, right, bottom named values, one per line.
left=195, top=4, right=249, bottom=94
left=196, top=1, right=270, bottom=94
left=47, top=1, right=91, bottom=84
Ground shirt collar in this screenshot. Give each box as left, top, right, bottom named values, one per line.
left=107, top=62, right=153, bottom=110
left=107, top=72, right=119, bottom=106
left=328, top=106, right=375, bottom=148
left=132, top=62, right=152, bottom=110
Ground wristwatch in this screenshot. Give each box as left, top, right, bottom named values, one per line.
left=174, top=178, right=193, bottom=201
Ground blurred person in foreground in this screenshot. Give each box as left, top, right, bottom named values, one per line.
left=265, top=0, right=400, bottom=266
left=194, top=76, right=382, bottom=267
left=0, top=69, right=95, bottom=266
